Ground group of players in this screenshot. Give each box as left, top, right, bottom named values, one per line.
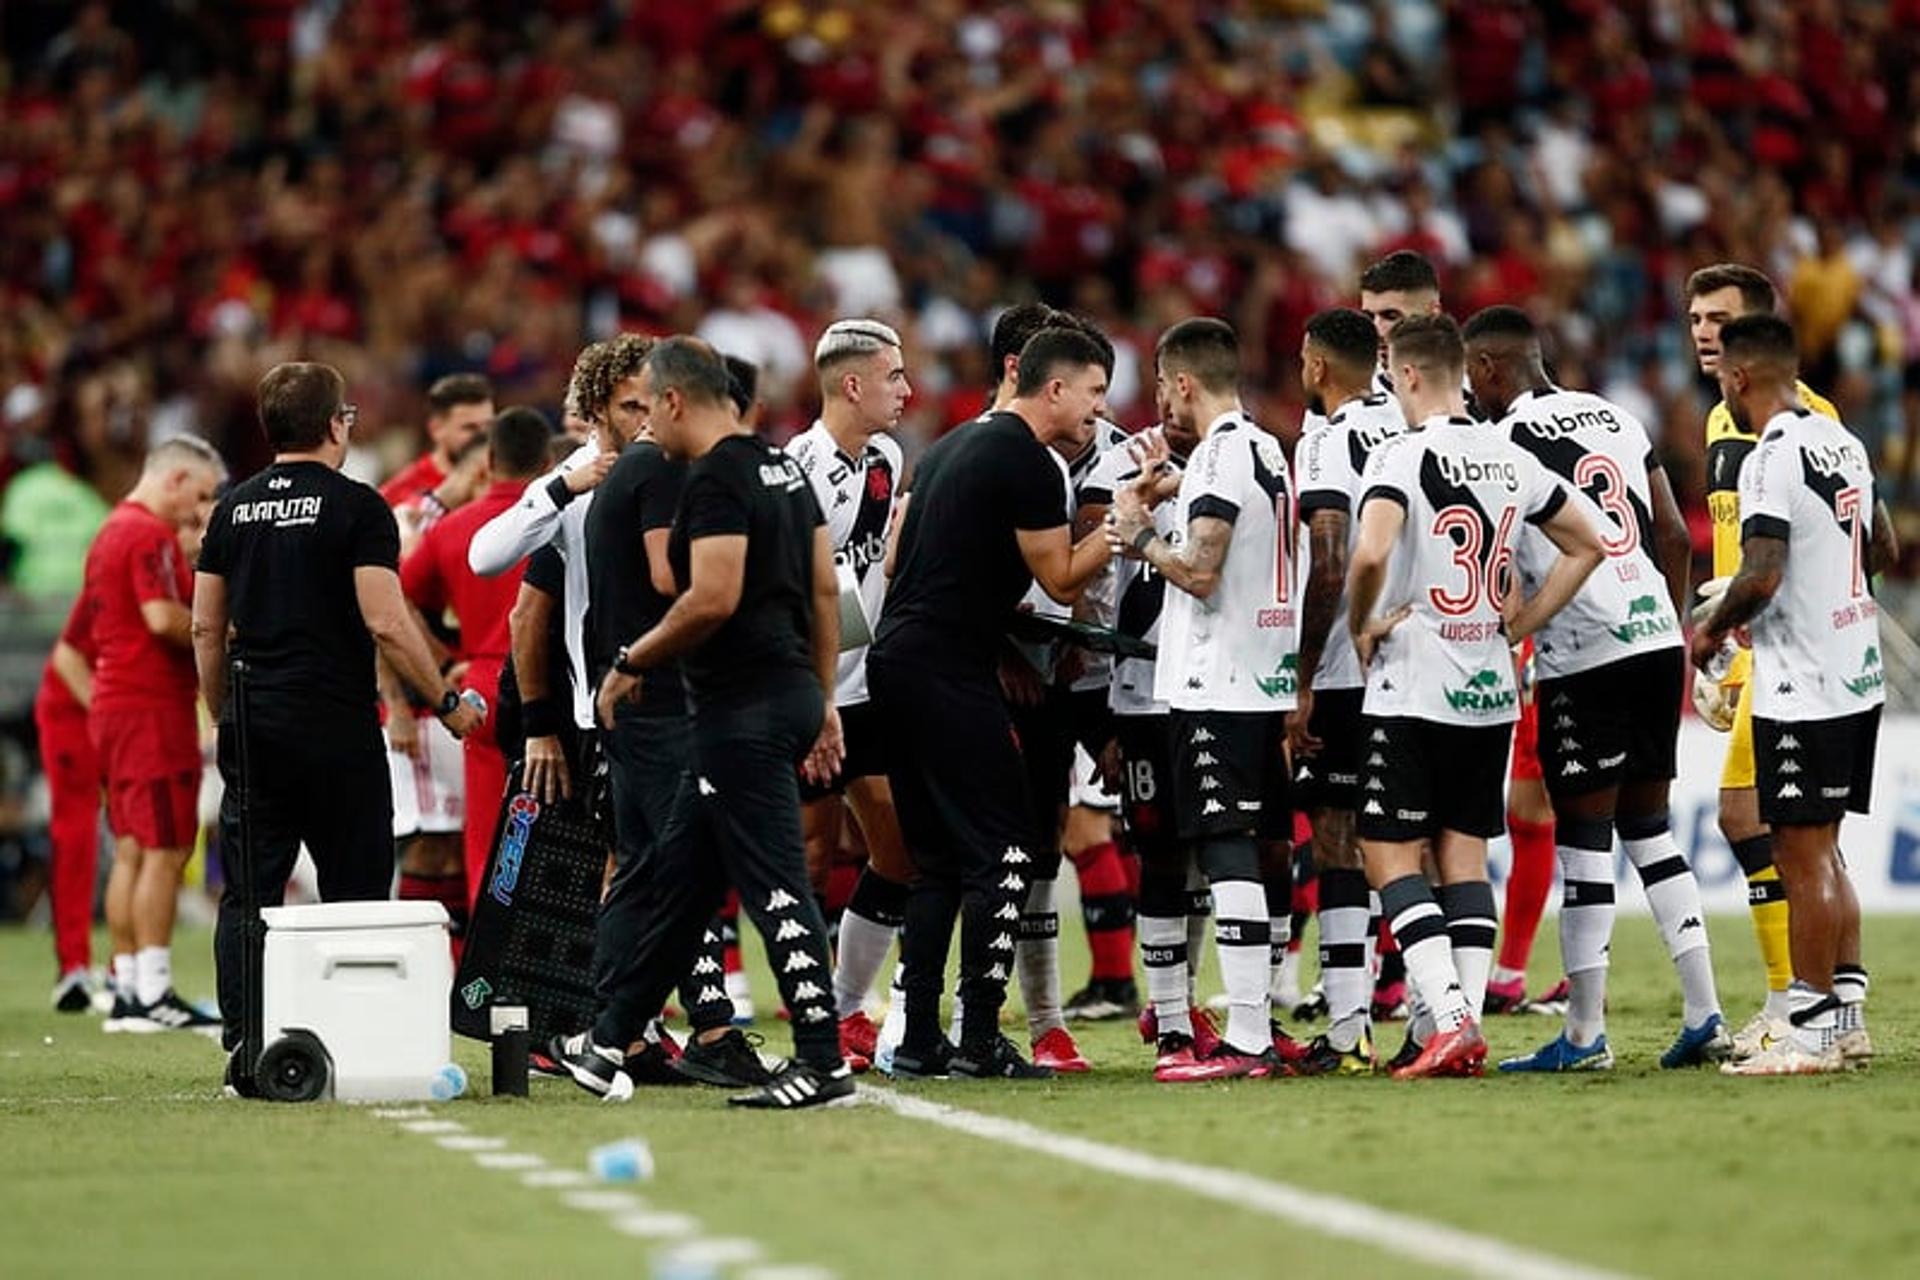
left=36, top=247, right=1890, bottom=1097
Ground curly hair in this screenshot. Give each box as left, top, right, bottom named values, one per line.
left=569, top=333, right=654, bottom=426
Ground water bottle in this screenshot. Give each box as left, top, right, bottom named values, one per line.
left=589, top=1138, right=655, bottom=1183
left=490, top=1005, right=529, bottom=1098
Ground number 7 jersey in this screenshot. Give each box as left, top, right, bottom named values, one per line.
left=1740, top=407, right=1885, bottom=721
left=1152, top=411, right=1298, bottom=713
left=1358, top=416, right=1571, bottom=726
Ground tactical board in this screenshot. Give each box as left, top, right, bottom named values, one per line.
left=450, top=766, right=608, bottom=1042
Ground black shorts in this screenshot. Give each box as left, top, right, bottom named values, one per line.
left=1067, top=684, right=1116, bottom=759
left=1754, top=707, right=1881, bottom=826
left=1355, top=715, right=1509, bottom=843
left=799, top=700, right=885, bottom=802
left=1293, top=688, right=1365, bottom=813
left=1114, top=713, right=1177, bottom=863
left=1169, top=709, right=1290, bottom=841
left=868, top=656, right=1038, bottom=885
left=1535, top=648, right=1684, bottom=798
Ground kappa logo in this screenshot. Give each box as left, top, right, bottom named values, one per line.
left=766, top=888, right=799, bottom=911
left=774, top=919, right=810, bottom=942
left=1367, top=752, right=1386, bottom=767
left=1003, top=847, right=1031, bottom=865
left=1778, top=735, right=1801, bottom=751
left=800, top=1006, right=832, bottom=1023
left=999, top=872, right=1025, bottom=891
left=990, top=933, right=1015, bottom=952
left=698, top=985, right=726, bottom=1005
left=1191, top=727, right=1216, bottom=745
left=1370, top=728, right=1388, bottom=744
left=783, top=951, right=818, bottom=973
left=1365, top=778, right=1386, bottom=792
left=1680, top=916, right=1703, bottom=932
left=1778, top=760, right=1801, bottom=775
left=1554, top=715, right=1575, bottom=730
left=1364, top=799, right=1386, bottom=815
left=987, top=964, right=1009, bottom=982
left=1777, top=783, right=1805, bottom=800
left=692, top=956, right=722, bottom=975
left=1195, top=752, right=1220, bottom=767
left=1199, top=776, right=1222, bottom=791
left=995, top=903, right=1021, bottom=921
left=1202, top=799, right=1226, bottom=816
left=1562, top=760, right=1587, bottom=775
left=791, top=981, right=825, bottom=1001
left=698, top=777, right=718, bottom=797
left=1560, top=738, right=1583, bottom=753
left=1298, top=765, right=1315, bottom=780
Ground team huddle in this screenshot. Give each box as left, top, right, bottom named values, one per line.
left=37, top=248, right=1892, bottom=1101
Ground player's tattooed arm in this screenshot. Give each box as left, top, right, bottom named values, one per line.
left=1690, top=533, right=1784, bottom=670
left=1648, top=463, right=1693, bottom=620
left=1137, top=514, right=1230, bottom=600
left=1871, top=499, right=1899, bottom=576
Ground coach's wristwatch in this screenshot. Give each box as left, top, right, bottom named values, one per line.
left=614, top=644, right=643, bottom=677
left=432, top=688, right=463, bottom=720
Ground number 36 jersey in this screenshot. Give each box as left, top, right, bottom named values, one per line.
left=1153, top=411, right=1297, bottom=713
left=1502, top=386, right=1683, bottom=680
left=1740, top=407, right=1885, bottom=722
left=1358, top=416, right=1571, bottom=726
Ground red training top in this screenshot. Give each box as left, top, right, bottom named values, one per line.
left=83, top=501, right=196, bottom=716
left=378, top=452, right=447, bottom=509
left=399, top=479, right=530, bottom=663
left=35, top=589, right=101, bottom=717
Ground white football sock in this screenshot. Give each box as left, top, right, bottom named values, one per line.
left=1622, top=828, right=1720, bottom=1028
left=1016, top=878, right=1064, bottom=1039
left=1558, top=846, right=1614, bottom=1045
left=1138, top=914, right=1192, bottom=1040
left=833, top=912, right=897, bottom=1019
left=135, top=945, right=172, bottom=1006
left=1210, top=879, right=1271, bottom=1053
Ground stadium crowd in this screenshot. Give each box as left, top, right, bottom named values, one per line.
left=7, top=0, right=1920, bottom=592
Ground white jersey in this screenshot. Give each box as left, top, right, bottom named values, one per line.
left=1064, top=419, right=1133, bottom=693
left=1294, top=392, right=1405, bottom=691
left=1103, top=445, right=1185, bottom=717
left=785, top=421, right=903, bottom=706
left=1358, top=415, right=1572, bottom=727
left=1503, top=387, right=1683, bottom=679
left=1154, top=411, right=1298, bottom=713
left=1740, top=407, right=1885, bottom=722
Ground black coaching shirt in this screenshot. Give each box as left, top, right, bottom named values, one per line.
left=666, top=434, right=823, bottom=709
left=197, top=460, right=399, bottom=724
left=585, top=440, right=686, bottom=715
left=871, top=411, right=1069, bottom=678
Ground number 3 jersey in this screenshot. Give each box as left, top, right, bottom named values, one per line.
left=1739, top=407, right=1885, bottom=722
left=1358, top=415, right=1571, bottom=726
left=785, top=421, right=902, bottom=706
left=1153, top=411, right=1297, bottom=713
left=1502, top=386, right=1682, bottom=679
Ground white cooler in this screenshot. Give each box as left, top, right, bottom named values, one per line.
left=260, top=900, right=453, bottom=1102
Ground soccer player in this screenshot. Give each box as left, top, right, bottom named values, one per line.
left=85, top=436, right=226, bottom=1034
left=1691, top=314, right=1893, bottom=1076
left=1287, top=307, right=1406, bottom=1075
left=1108, top=317, right=1296, bottom=1082
left=399, top=407, right=554, bottom=915
left=1459, top=306, right=1730, bottom=1072
left=37, top=592, right=105, bottom=1013
left=1685, top=264, right=1842, bottom=1059
left=869, top=325, right=1113, bottom=1080
left=785, top=319, right=912, bottom=1072
left=195, top=363, right=482, bottom=1086
left=572, top=337, right=853, bottom=1109
left=1347, top=314, right=1602, bottom=1079
left=382, top=374, right=494, bottom=929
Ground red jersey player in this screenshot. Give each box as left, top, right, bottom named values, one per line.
left=85, top=437, right=225, bottom=1034
left=36, top=591, right=105, bottom=1013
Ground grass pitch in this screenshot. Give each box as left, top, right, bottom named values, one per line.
left=3, top=914, right=1918, bottom=1279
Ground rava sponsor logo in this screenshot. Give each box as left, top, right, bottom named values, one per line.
left=1843, top=646, right=1884, bottom=699
left=232, top=496, right=323, bottom=526
left=1609, top=594, right=1676, bottom=643
left=1444, top=667, right=1515, bottom=713
left=1436, top=454, right=1520, bottom=492
left=1255, top=653, right=1298, bottom=698
left=487, top=793, right=542, bottom=906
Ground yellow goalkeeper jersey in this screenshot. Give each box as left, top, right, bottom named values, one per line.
left=1704, top=379, right=1838, bottom=686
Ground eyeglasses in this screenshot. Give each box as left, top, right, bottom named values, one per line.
left=335, top=402, right=359, bottom=428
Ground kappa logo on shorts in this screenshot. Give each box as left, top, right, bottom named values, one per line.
left=1777, top=783, right=1804, bottom=799
left=1559, top=738, right=1582, bottom=752
left=995, top=903, right=1021, bottom=921
left=1199, top=776, right=1222, bottom=791
left=1367, top=752, right=1386, bottom=767
left=1191, top=727, right=1216, bottom=745
left=1779, top=735, right=1801, bottom=750
left=987, top=964, right=1009, bottom=982
left=999, top=872, right=1025, bottom=891
left=774, top=919, right=810, bottom=942
left=783, top=952, right=818, bottom=973
left=1779, top=760, right=1801, bottom=774
left=1003, top=846, right=1031, bottom=864
left=698, top=777, right=718, bottom=796
left=1364, top=799, right=1385, bottom=815
left=693, top=956, right=722, bottom=975
left=1365, top=778, right=1385, bottom=791
left=1202, top=799, right=1226, bottom=816
left=1562, top=760, right=1587, bottom=775
left=1298, top=764, right=1315, bottom=780
left=1370, top=728, right=1388, bottom=744
left=766, top=888, right=799, bottom=911
left=1397, top=809, right=1429, bottom=822
left=1195, top=752, right=1219, bottom=767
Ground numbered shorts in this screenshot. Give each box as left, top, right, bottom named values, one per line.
left=1355, top=715, right=1509, bottom=843
left=1114, top=713, right=1176, bottom=861
left=1534, top=648, right=1684, bottom=798
left=1754, top=707, right=1880, bottom=826
left=1169, top=709, right=1291, bottom=841
left=387, top=714, right=466, bottom=838
left=1292, top=688, right=1364, bottom=813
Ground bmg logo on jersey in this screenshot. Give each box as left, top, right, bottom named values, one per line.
left=1436, top=454, right=1520, bottom=492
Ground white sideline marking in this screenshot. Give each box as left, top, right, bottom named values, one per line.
left=666, top=1238, right=764, bottom=1265
left=398, top=1118, right=464, bottom=1134
left=436, top=1134, right=508, bottom=1151
left=859, top=1087, right=1633, bottom=1280
left=561, top=1190, right=647, bottom=1214
left=368, top=1107, right=432, bottom=1119
left=606, top=1211, right=700, bottom=1239
left=474, top=1152, right=546, bottom=1171
left=521, top=1168, right=591, bottom=1189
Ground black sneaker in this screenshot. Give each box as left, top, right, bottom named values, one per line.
left=1385, top=1029, right=1425, bottom=1074
left=728, top=1060, right=857, bottom=1110
left=103, top=992, right=142, bottom=1034
left=952, top=1034, right=1054, bottom=1079
left=624, top=1035, right=694, bottom=1086
left=125, top=990, right=222, bottom=1037
left=52, top=970, right=95, bottom=1014
left=562, top=1037, right=634, bottom=1102
left=530, top=1033, right=574, bottom=1078
left=672, top=1028, right=775, bottom=1087
left=1063, top=979, right=1140, bottom=1022
left=1290, top=988, right=1330, bottom=1022
left=886, top=1038, right=956, bottom=1080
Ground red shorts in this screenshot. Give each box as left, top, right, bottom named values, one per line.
left=90, top=706, right=200, bottom=851
left=1510, top=695, right=1543, bottom=782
